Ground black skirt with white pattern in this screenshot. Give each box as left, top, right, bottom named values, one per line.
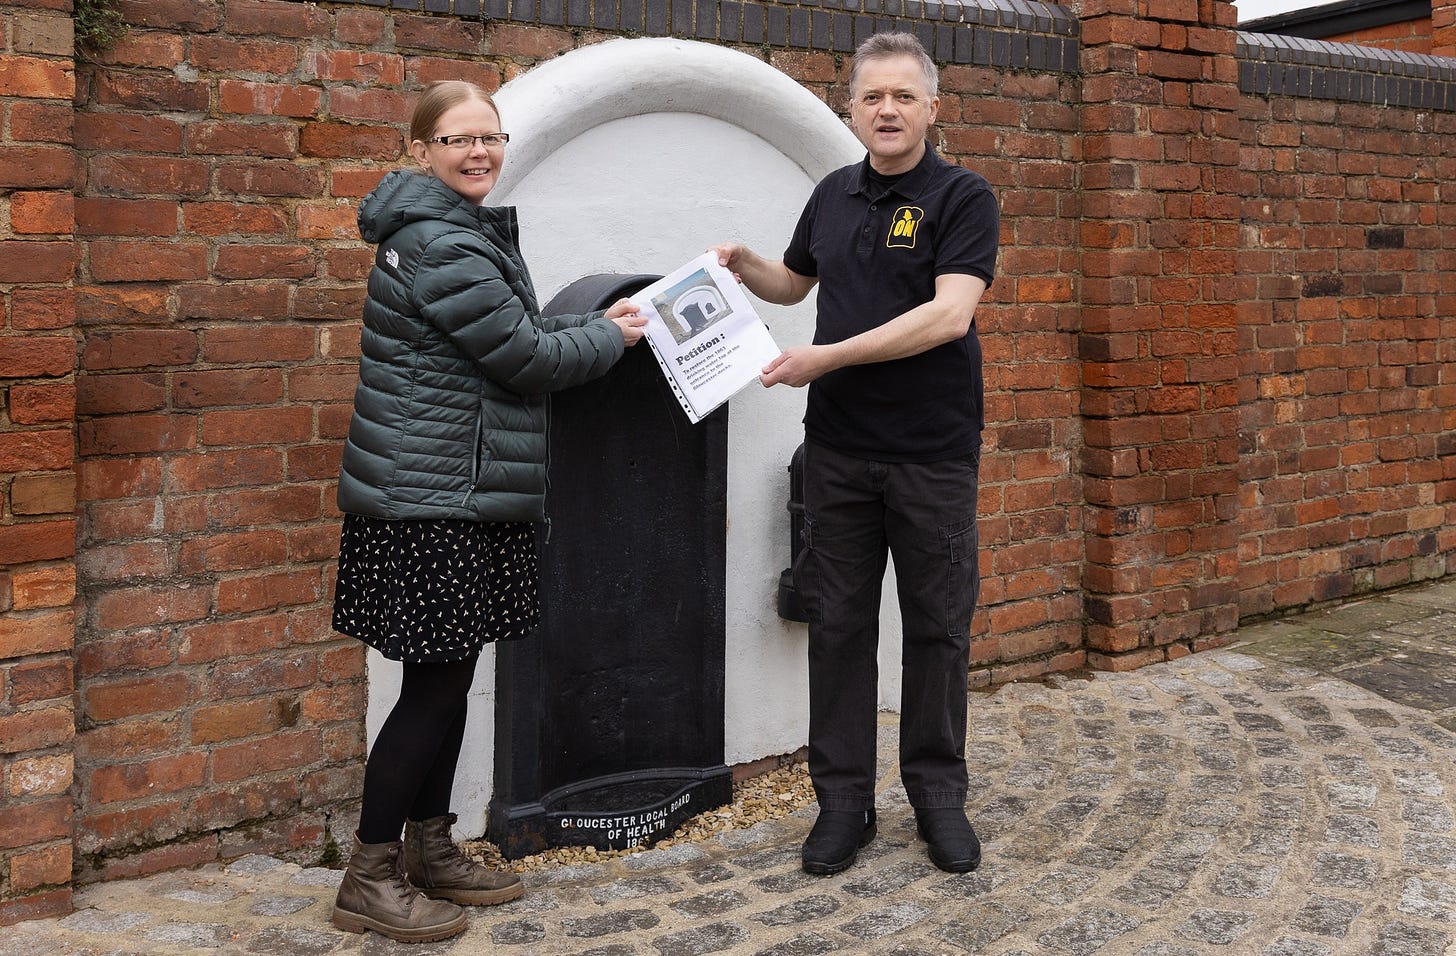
left=331, top=514, right=541, bottom=663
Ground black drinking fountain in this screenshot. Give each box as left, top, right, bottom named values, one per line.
left=487, top=273, right=735, bottom=857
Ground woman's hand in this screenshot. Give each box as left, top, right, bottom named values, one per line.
left=605, top=298, right=648, bottom=347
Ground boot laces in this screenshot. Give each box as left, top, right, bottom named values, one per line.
left=388, top=846, right=418, bottom=903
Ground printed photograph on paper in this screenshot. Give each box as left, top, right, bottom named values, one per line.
left=650, top=270, right=735, bottom=346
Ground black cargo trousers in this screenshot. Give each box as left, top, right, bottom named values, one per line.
left=794, top=439, right=983, bottom=812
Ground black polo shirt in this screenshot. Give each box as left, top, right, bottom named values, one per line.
left=783, top=146, right=998, bottom=462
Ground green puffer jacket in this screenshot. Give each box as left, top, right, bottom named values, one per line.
left=337, top=169, right=625, bottom=522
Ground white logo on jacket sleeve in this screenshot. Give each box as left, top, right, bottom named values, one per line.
left=385, top=249, right=400, bottom=269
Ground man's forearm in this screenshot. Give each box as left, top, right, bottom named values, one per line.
left=831, top=274, right=987, bottom=367
left=734, top=249, right=812, bottom=306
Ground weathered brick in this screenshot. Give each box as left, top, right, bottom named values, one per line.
left=0, top=797, right=71, bottom=850
left=225, top=0, right=331, bottom=38
left=186, top=120, right=296, bottom=157
left=216, top=160, right=325, bottom=198
left=13, top=13, right=74, bottom=57
left=0, top=518, right=73, bottom=561
left=200, top=406, right=312, bottom=447
left=405, top=55, right=501, bottom=91
left=0, top=241, right=76, bottom=283
left=93, top=70, right=207, bottom=111
left=303, top=49, right=404, bottom=84
left=87, top=751, right=207, bottom=803
left=175, top=527, right=289, bottom=574
left=9, top=843, right=73, bottom=892
left=9, top=383, right=77, bottom=425
left=216, top=79, right=324, bottom=119
left=167, top=448, right=284, bottom=492
left=0, top=337, right=74, bottom=378
left=202, top=325, right=315, bottom=365
left=90, top=30, right=186, bottom=70
left=10, top=190, right=75, bottom=234
left=189, top=36, right=298, bottom=74
left=10, top=473, right=76, bottom=516
left=327, top=87, right=411, bottom=125
left=73, top=284, right=169, bottom=324
left=89, top=240, right=208, bottom=283
left=88, top=155, right=209, bottom=197
left=76, top=456, right=162, bottom=501
left=0, top=146, right=74, bottom=188
left=10, top=564, right=75, bottom=612
left=0, top=705, right=73, bottom=754
left=9, top=100, right=74, bottom=144
left=295, top=203, right=360, bottom=241
left=336, top=8, right=387, bottom=45
left=116, top=0, right=222, bottom=31
left=73, top=113, right=184, bottom=153
left=82, top=329, right=197, bottom=371
left=76, top=372, right=166, bottom=416
left=175, top=282, right=293, bottom=321
left=398, top=14, right=487, bottom=53
left=299, top=123, right=404, bottom=161
left=0, top=53, right=73, bottom=98
left=85, top=672, right=195, bottom=723
left=292, top=285, right=367, bottom=321
left=75, top=198, right=180, bottom=237
left=177, top=612, right=288, bottom=667
left=87, top=835, right=218, bottom=883
left=0, top=888, right=72, bottom=926
left=190, top=695, right=298, bottom=744
left=182, top=201, right=289, bottom=236
left=173, top=368, right=285, bottom=408
left=78, top=412, right=197, bottom=456
left=212, top=730, right=321, bottom=784
left=213, top=244, right=315, bottom=280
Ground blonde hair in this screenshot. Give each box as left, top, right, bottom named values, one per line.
left=409, top=80, right=500, bottom=145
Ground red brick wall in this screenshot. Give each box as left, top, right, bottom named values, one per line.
left=69, top=0, right=377, bottom=885
left=941, top=63, right=1085, bottom=684
left=0, top=0, right=79, bottom=925
left=1324, top=17, right=1433, bottom=55
left=1438, top=0, right=1456, bottom=56
left=1236, top=94, right=1456, bottom=616
left=1, top=0, right=1455, bottom=922
left=1075, top=0, right=1245, bottom=669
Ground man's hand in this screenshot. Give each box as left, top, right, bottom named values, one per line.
left=709, top=243, right=746, bottom=284
left=761, top=344, right=837, bottom=388
left=706, top=243, right=816, bottom=306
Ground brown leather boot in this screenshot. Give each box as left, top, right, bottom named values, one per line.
left=331, top=835, right=467, bottom=942
left=404, top=813, right=523, bottom=906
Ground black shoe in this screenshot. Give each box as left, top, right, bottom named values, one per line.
left=801, top=809, right=876, bottom=875
left=915, top=807, right=981, bottom=873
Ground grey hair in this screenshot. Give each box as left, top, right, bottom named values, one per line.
left=848, top=32, right=938, bottom=96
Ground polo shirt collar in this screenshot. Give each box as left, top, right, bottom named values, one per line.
left=847, top=143, right=940, bottom=200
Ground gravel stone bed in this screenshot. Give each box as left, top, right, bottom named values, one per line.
left=462, top=762, right=817, bottom=872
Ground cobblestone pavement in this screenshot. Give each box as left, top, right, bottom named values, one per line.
left=7, top=580, right=1456, bottom=956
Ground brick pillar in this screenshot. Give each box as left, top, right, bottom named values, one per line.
left=1434, top=0, right=1456, bottom=57
left=1077, top=0, right=1243, bottom=669
left=0, top=1, right=78, bottom=925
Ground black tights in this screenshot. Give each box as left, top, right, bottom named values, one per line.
left=357, top=656, right=479, bottom=845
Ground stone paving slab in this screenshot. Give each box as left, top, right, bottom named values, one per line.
left=5, top=582, right=1456, bottom=956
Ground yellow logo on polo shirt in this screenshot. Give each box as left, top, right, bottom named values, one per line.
left=886, top=206, right=924, bottom=249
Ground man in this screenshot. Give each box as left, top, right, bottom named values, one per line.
left=713, top=32, right=998, bottom=875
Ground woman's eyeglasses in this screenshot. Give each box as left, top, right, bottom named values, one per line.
left=429, top=133, right=510, bottom=149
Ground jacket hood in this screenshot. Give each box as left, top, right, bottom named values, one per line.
left=358, top=169, right=483, bottom=245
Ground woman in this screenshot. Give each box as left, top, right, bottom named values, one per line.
left=329, top=80, right=646, bottom=943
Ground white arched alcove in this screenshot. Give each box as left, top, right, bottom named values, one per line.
left=367, top=37, right=906, bottom=838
